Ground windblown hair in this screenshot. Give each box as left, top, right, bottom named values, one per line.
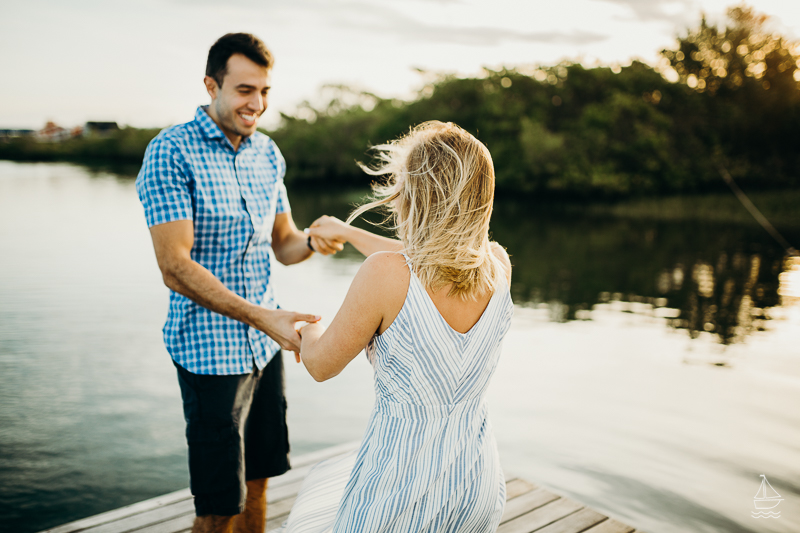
left=347, top=121, right=505, bottom=300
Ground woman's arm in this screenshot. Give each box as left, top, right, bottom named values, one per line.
left=309, top=216, right=403, bottom=257
left=272, top=212, right=343, bottom=265
left=298, top=251, right=407, bottom=381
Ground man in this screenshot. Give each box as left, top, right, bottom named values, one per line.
left=136, top=33, right=341, bottom=533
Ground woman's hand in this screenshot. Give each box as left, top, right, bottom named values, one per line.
left=296, top=322, right=326, bottom=363
left=309, top=216, right=350, bottom=244
left=310, top=215, right=403, bottom=257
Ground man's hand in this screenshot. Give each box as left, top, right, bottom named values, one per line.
left=309, top=215, right=403, bottom=257
left=309, top=215, right=350, bottom=243
left=308, top=233, right=344, bottom=255
left=251, top=308, right=321, bottom=353
left=273, top=212, right=342, bottom=264
left=297, top=322, right=327, bottom=364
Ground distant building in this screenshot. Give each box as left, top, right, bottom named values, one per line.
left=1, top=121, right=120, bottom=143
left=37, top=121, right=71, bottom=142
left=84, top=121, right=120, bottom=137
left=0, top=129, right=35, bottom=140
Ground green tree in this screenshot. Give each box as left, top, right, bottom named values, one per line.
left=661, top=4, right=800, bottom=95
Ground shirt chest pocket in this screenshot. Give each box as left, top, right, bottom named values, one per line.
left=194, top=175, right=252, bottom=252
left=242, top=168, right=280, bottom=246
left=190, top=151, right=280, bottom=251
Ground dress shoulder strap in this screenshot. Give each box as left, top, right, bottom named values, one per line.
left=400, top=252, right=414, bottom=274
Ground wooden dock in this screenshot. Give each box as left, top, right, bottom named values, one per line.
left=40, top=442, right=643, bottom=533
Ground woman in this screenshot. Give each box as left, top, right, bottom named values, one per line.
left=279, top=121, right=513, bottom=532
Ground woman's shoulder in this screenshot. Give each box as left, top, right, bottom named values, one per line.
left=356, top=251, right=411, bottom=299
left=361, top=251, right=409, bottom=274
left=357, top=252, right=411, bottom=335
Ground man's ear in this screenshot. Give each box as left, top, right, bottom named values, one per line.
left=204, top=76, right=219, bottom=100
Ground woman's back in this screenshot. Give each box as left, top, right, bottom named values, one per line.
left=368, top=251, right=512, bottom=412
left=284, top=121, right=514, bottom=532
left=278, top=251, right=513, bottom=533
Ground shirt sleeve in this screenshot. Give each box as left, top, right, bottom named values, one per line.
left=271, top=140, right=291, bottom=215
left=135, top=135, right=193, bottom=227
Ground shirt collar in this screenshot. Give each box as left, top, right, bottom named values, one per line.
left=195, top=106, right=253, bottom=150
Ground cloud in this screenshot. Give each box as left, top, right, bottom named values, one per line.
left=166, top=0, right=607, bottom=47
left=329, top=2, right=608, bottom=46
left=592, top=0, right=698, bottom=26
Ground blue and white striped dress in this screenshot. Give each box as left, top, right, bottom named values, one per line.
left=275, top=254, right=514, bottom=532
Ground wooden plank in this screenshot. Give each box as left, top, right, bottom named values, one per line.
left=39, top=444, right=357, bottom=533
left=501, top=488, right=561, bottom=524
left=506, top=478, right=537, bottom=500
left=91, top=498, right=295, bottom=533
left=267, top=479, right=304, bottom=504
left=265, top=496, right=300, bottom=530
left=71, top=473, right=305, bottom=533
left=80, top=500, right=194, bottom=533
left=267, top=463, right=314, bottom=489
left=263, top=495, right=300, bottom=531
left=40, top=489, right=192, bottom=533
left=267, top=496, right=297, bottom=519
left=141, top=499, right=302, bottom=533
left=266, top=516, right=287, bottom=531
left=497, top=498, right=583, bottom=533
left=265, top=507, right=292, bottom=530
left=134, top=497, right=298, bottom=533
left=38, top=439, right=643, bottom=533
left=62, top=464, right=313, bottom=533
left=131, top=513, right=194, bottom=533
left=290, top=441, right=359, bottom=468
left=583, top=517, right=636, bottom=533
left=534, top=508, right=607, bottom=533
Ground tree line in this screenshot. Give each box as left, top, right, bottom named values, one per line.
left=271, top=6, right=799, bottom=197
left=3, top=5, right=797, bottom=198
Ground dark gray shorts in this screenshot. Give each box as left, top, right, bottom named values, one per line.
left=175, top=353, right=291, bottom=516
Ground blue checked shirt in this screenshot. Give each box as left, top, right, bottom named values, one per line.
left=136, top=107, right=289, bottom=375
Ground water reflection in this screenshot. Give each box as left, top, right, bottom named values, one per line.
left=779, top=256, right=800, bottom=306
left=666, top=252, right=778, bottom=344
left=288, top=189, right=798, bottom=346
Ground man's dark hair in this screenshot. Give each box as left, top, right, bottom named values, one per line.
left=206, top=33, right=273, bottom=87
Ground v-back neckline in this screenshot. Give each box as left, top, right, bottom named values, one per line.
left=409, top=270, right=499, bottom=337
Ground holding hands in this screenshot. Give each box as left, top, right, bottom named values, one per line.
left=306, top=216, right=349, bottom=255
left=310, top=216, right=403, bottom=257
left=308, top=230, right=344, bottom=255
left=249, top=308, right=321, bottom=353
left=291, top=215, right=401, bottom=376
left=309, top=215, right=351, bottom=244
left=294, top=321, right=326, bottom=363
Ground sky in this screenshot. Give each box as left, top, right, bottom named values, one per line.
left=1, top=0, right=798, bottom=130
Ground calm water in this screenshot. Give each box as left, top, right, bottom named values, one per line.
left=1, top=161, right=798, bottom=533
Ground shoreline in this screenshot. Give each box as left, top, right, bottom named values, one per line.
left=2, top=158, right=798, bottom=231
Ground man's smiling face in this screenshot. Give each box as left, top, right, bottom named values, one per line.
left=205, top=53, right=271, bottom=146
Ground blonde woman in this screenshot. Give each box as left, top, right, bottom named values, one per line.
left=278, top=121, right=513, bottom=532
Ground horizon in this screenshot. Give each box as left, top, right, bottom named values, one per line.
left=1, top=0, right=798, bottom=131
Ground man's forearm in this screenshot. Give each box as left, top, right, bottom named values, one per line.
left=274, top=231, right=314, bottom=265
left=164, top=258, right=262, bottom=328
left=163, top=258, right=317, bottom=352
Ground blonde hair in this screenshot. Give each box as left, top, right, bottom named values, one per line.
left=347, top=121, right=505, bottom=300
